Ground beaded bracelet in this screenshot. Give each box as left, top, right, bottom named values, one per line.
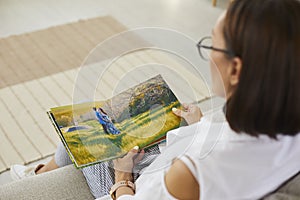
left=109, top=180, right=135, bottom=199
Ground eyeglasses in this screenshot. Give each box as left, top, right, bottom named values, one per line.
left=197, top=36, right=233, bottom=61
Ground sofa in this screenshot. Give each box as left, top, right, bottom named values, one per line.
left=0, top=164, right=299, bottom=200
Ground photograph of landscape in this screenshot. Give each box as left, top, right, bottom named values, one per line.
left=48, top=75, right=183, bottom=168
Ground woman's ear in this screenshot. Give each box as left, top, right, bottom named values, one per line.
left=228, top=57, right=242, bottom=86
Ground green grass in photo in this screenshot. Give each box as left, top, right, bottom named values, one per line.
left=61, top=101, right=181, bottom=166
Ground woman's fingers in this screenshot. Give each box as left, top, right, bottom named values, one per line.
left=182, top=103, right=190, bottom=110
left=172, top=107, right=184, bottom=118
left=113, top=146, right=145, bottom=173
left=172, top=104, right=203, bottom=125
left=126, top=146, right=139, bottom=158
left=128, top=146, right=144, bottom=164
left=133, top=149, right=145, bottom=165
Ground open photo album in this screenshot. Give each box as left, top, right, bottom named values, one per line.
left=47, top=75, right=183, bottom=168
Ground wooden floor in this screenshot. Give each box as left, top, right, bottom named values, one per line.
left=0, top=0, right=228, bottom=181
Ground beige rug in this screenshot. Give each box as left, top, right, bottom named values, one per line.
left=0, top=16, right=129, bottom=89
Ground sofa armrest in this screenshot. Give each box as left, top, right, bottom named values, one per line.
left=0, top=165, right=94, bottom=200
left=263, top=172, right=300, bottom=200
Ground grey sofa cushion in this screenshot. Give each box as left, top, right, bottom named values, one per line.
left=263, top=172, right=300, bottom=200
left=0, top=165, right=94, bottom=200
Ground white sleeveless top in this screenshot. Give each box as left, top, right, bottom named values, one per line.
left=102, top=108, right=300, bottom=200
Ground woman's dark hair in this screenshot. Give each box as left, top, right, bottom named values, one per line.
left=99, top=108, right=108, bottom=115
left=223, top=0, right=300, bottom=138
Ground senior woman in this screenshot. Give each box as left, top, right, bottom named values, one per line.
left=109, top=0, right=300, bottom=199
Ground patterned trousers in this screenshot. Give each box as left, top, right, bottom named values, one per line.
left=54, top=142, right=161, bottom=198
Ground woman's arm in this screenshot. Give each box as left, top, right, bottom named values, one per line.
left=165, top=159, right=200, bottom=199
left=112, top=104, right=202, bottom=199
left=114, top=171, right=134, bottom=198
left=115, top=186, right=135, bottom=199
left=113, top=149, right=200, bottom=199
left=113, top=147, right=144, bottom=199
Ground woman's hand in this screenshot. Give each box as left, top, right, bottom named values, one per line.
left=172, top=103, right=203, bottom=125
left=113, top=146, right=145, bottom=182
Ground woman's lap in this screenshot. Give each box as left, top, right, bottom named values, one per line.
left=55, top=142, right=161, bottom=199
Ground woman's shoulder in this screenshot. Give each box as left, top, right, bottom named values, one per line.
left=164, top=158, right=200, bottom=199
